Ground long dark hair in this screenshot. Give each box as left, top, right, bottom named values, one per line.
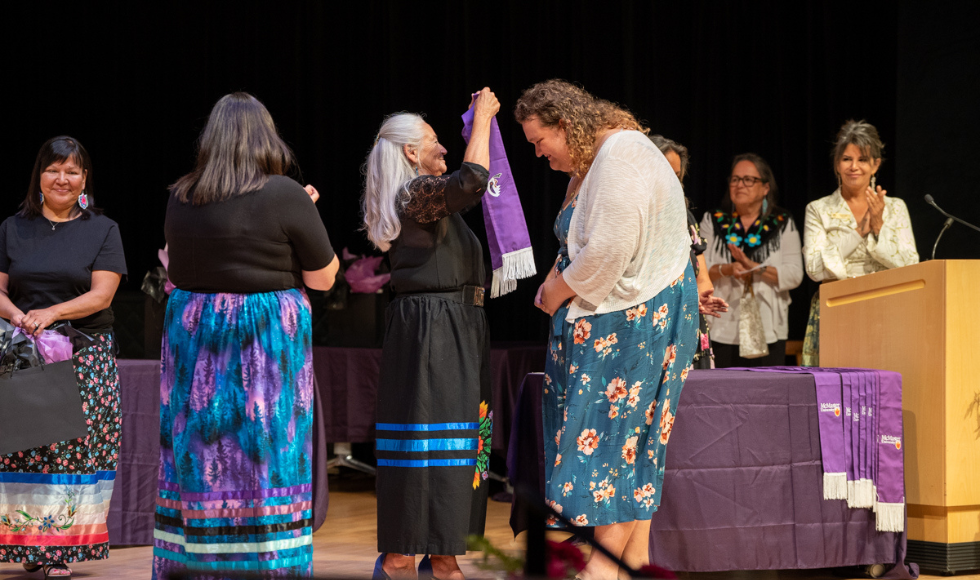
left=171, top=92, right=296, bottom=204
left=721, top=152, right=779, bottom=218
left=20, top=136, right=100, bottom=220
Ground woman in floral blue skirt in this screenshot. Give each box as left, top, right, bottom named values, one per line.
left=516, top=81, right=698, bottom=580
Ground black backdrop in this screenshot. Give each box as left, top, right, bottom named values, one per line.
left=5, top=1, right=978, bottom=344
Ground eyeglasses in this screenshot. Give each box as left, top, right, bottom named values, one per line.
left=730, top=176, right=766, bottom=186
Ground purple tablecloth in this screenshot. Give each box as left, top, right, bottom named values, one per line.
left=508, top=370, right=916, bottom=577
left=109, top=343, right=544, bottom=546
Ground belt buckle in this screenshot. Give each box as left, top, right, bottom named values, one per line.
left=469, top=286, right=485, bottom=307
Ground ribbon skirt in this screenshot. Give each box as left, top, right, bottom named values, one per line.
left=153, top=289, right=315, bottom=579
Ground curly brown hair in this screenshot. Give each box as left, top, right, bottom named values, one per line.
left=514, top=79, right=648, bottom=177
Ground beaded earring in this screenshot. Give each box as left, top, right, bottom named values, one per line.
left=78, top=191, right=89, bottom=209
left=39, top=191, right=44, bottom=205
left=870, top=175, right=876, bottom=191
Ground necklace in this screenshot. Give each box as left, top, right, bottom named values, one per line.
left=45, top=218, right=59, bottom=231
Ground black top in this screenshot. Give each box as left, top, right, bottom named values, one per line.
left=389, top=162, right=489, bottom=293
left=0, top=213, right=127, bottom=333
left=165, top=175, right=335, bottom=293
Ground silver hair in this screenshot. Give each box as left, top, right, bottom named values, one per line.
left=361, top=112, right=427, bottom=251
left=832, top=119, right=885, bottom=173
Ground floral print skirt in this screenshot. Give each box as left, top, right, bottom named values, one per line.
left=543, top=265, right=698, bottom=527
left=0, top=333, right=120, bottom=565
left=153, top=289, right=315, bottom=580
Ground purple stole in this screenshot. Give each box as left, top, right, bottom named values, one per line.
left=461, top=109, right=536, bottom=297
left=731, top=366, right=905, bottom=532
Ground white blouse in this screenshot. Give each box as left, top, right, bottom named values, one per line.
left=802, top=189, right=919, bottom=282
left=699, top=211, right=804, bottom=344
left=563, top=131, right=690, bottom=322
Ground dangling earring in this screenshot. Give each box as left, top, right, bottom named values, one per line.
left=78, top=191, right=89, bottom=209
left=762, top=198, right=769, bottom=215
left=870, top=175, right=876, bottom=191
left=414, top=166, right=419, bottom=177
left=39, top=191, right=44, bottom=205
left=836, top=173, right=842, bottom=189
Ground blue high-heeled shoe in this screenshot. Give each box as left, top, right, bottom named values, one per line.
left=373, top=554, right=392, bottom=580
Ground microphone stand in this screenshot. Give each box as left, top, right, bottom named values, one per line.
left=932, top=218, right=954, bottom=260
left=924, top=195, right=980, bottom=260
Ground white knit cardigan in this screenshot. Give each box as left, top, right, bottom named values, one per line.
left=562, top=131, right=690, bottom=322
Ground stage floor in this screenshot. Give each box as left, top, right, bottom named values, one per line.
left=0, top=484, right=974, bottom=580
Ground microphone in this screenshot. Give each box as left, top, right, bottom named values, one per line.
left=923, top=195, right=980, bottom=233
left=923, top=195, right=980, bottom=261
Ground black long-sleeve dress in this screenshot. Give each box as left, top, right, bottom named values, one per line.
left=375, top=162, right=492, bottom=555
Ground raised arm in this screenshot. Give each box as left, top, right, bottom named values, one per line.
left=462, top=87, right=500, bottom=171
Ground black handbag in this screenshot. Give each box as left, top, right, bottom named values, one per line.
left=0, top=339, right=90, bottom=456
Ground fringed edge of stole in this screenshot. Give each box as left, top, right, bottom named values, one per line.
left=875, top=502, right=905, bottom=532
left=847, top=479, right=875, bottom=509
left=490, top=247, right=537, bottom=298
left=822, top=472, right=847, bottom=500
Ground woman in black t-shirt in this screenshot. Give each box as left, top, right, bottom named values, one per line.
left=153, top=93, right=338, bottom=580
left=0, top=136, right=127, bottom=578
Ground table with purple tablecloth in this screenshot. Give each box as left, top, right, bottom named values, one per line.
left=109, top=343, right=544, bottom=546
left=508, top=369, right=916, bottom=577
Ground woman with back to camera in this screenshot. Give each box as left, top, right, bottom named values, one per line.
left=700, top=153, right=804, bottom=367
left=362, top=88, right=499, bottom=580
left=801, top=120, right=918, bottom=365
left=649, top=135, right=727, bottom=369
left=0, top=136, right=126, bottom=579
left=152, top=92, right=339, bottom=580
left=516, top=80, right=698, bottom=580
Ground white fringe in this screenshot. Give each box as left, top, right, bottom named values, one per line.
left=846, top=479, right=876, bottom=508
left=490, top=247, right=537, bottom=298
left=823, top=472, right=847, bottom=500
left=875, top=502, right=905, bottom=532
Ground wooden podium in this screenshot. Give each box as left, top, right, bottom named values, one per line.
left=820, top=260, right=980, bottom=573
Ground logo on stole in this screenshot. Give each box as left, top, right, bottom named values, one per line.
left=487, top=173, right=503, bottom=197
left=881, top=435, right=902, bottom=450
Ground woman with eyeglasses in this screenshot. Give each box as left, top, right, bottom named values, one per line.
left=699, top=153, right=804, bottom=367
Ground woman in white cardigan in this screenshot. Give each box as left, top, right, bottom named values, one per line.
left=700, top=153, right=804, bottom=367
left=801, top=120, right=918, bottom=365
left=515, top=80, right=699, bottom=580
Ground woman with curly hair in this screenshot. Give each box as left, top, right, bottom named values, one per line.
left=515, top=80, right=698, bottom=579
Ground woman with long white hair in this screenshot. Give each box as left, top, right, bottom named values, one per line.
left=363, top=88, right=499, bottom=580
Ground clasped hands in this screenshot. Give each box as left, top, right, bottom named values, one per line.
left=11, top=307, right=59, bottom=338
left=855, top=185, right=886, bottom=237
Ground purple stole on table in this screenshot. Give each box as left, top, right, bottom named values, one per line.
left=731, top=366, right=905, bottom=532
left=461, top=108, right=536, bottom=297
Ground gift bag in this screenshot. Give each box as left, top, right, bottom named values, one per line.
left=738, top=279, right=769, bottom=359
left=0, top=340, right=89, bottom=456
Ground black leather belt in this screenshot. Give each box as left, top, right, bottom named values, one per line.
left=398, top=285, right=485, bottom=307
